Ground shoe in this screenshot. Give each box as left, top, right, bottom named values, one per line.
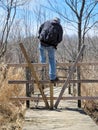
left=50, top=77, right=59, bottom=83
left=31, top=61, right=33, bottom=63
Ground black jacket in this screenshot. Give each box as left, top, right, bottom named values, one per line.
left=38, top=20, right=63, bottom=47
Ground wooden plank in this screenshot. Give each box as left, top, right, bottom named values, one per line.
left=54, top=45, right=85, bottom=108
left=7, top=63, right=48, bottom=68
left=7, top=62, right=98, bottom=68
left=19, top=43, right=49, bottom=109
left=50, top=83, right=54, bottom=109
left=25, top=67, right=34, bottom=108
left=10, top=96, right=98, bottom=101
left=8, top=79, right=98, bottom=84
left=57, top=62, right=98, bottom=67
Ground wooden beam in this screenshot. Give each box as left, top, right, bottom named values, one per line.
left=50, top=83, right=54, bottom=109
left=8, top=79, right=98, bottom=84
left=7, top=63, right=48, bottom=68
left=19, top=43, right=49, bottom=109
left=54, top=45, right=85, bottom=108
left=10, top=96, right=98, bottom=101
left=7, top=62, right=98, bottom=68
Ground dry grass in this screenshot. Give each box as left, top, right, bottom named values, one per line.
left=81, top=65, right=98, bottom=97
left=0, top=63, right=26, bottom=130
left=81, top=65, right=98, bottom=124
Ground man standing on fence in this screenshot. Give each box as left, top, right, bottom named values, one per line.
left=38, top=17, right=63, bottom=82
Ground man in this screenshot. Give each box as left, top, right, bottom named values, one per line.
left=38, top=17, right=63, bottom=82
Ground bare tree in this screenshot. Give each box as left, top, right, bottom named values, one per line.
left=46, top=0, right=98, bottom=52
left=63, top=0, right=98, bottom=107
left=0, top=0, right=30, bottom=59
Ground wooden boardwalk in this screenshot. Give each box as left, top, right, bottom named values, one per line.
left=22, top=88, right=98, bottom=130
left=7, top=43, right=98, bottom=129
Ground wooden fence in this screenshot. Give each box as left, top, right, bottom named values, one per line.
left=7, top=43, right=98, bottom=109
left=8, top=62, right=98, bottom=109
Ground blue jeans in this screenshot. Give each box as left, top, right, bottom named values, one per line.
left=39, top=43, right=56, bottom=80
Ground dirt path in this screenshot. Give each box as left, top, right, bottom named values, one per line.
left=22, top=88, right=98, bottom=130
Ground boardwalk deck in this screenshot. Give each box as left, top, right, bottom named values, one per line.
left=22, top=88, right=98, bottom=130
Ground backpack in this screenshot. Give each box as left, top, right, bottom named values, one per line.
left=39, top=22, right=58, bottom=45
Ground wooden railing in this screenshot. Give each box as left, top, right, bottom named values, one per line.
left=7, top=43, right=98, bottom=109
left=8, top=62, right=98, bottom=109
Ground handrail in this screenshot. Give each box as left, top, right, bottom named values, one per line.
left=7, top=62, right=98, bottom=67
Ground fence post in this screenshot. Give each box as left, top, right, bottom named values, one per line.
left=26, top=67, right=31, bottom=108
left=41, top=66, right=45, bottom=89
left=77, top=66, right=81, bottom=108
left=68, top=60, right=71, bottom=94
left=50, top=83, right=53, bottom=109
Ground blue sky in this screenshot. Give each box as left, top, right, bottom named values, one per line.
left=16, top=0, right=78, bottom=35
left=16, top=0, right=98, bottom=36
left=0, top=0, right=98, bottom=36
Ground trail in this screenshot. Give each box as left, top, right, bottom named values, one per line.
left=22, top=88, right=98, bottom=130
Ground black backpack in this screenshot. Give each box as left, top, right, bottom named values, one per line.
left=39, top=22, right=59, bottom=45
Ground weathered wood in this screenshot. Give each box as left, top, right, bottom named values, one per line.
left=19, top=43, right=49, bottom=109
left=25, top=67, right=34, bottom=108
left=10, top=96, right=98, bottom=101
left=54, top=45, right=85, bottom=108
left=8, top=79, right=98, bottom=84
left=50, top=83, right=53, bottom=109
left=7, top=63, right=48, bottom=67
left=77, top=66, right=81, bottom=108
left=26, top=67, right=30, bottom=108
left=7, top=62, right=98, bottom=68
left=68, top=62, right=71, bottom=94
